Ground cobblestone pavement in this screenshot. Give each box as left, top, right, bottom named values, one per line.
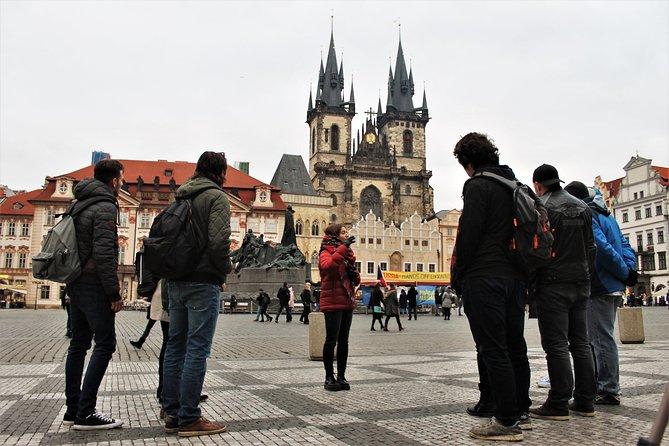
left=0, top=308, right=667, bottom=445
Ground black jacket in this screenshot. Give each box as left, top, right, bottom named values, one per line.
left=70, top=179, right=120, bottom=301
left=277, top=286, right=290, bottom=306
left=300, top=289, right=312, bottom=305
left=407, top=287, right=418, bottom=307
left=537, top=189, right=596, bottom=285
left=452, top=165, right=522, bottom=292
left=399, top=290, right=408, bottom=307
left=370, top=288, right=384, bottom=307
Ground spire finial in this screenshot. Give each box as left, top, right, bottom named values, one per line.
left=330, top=11, right=334, bottom=35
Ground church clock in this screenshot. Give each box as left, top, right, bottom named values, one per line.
left=364, top=132, right=376, bottom=144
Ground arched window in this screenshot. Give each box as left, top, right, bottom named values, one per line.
left=360, top=185, right=383, bottom=220
left=295, top=220, right=303, bottom=235
left=330, top=194, right=337, bottom=206
left=331, top=124, right=340, bottom=151
left=403, top=129, right=413, bottom=154
left=405, top=185, right=412, bottom=195
left=311, top=220, right=320, bottom=236
left=311, top=129, right=315, bottom=154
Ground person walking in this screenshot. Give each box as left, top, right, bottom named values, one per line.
left=318, top=223, right=360, bottom=391
left=399, top=288, right=408, bottom=315
left=65, top=159, right=125, bottom=430
left=275, top=282, right=290, bottom=323
left=442, top=288, right=452, bottom=320
left=130, top=306, right=157, bottom=349
left=434, top=287, right=442, bottom=316
left=299, top=283, right=312, bottom=324
left=287, top=287, right=295, bottom=322
left=407, top=285, right=418, bottom=320
left=564, top=181, right=637, bottom=406
left=260, top=291, right=272, bottom=322
left=529, top=165, right=597, bottom=422
left=162, top=152, right=232, bottom=437
left=369, top=283, right=385, bottom=331
left=451, top=133, right=530, bottom=441
left=383, top=285, right=403, bottom=331
left=254, top=289, right=266, bottom=321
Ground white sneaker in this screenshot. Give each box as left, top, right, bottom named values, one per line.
left=537, top=376, right=551, bottom=389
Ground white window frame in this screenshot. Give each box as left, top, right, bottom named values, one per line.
left=428, top=263, right=436, bottom=273
left=18, top=252, right=27, bottom=269
left=4, top=252, right=13, bottom=268
left=39, top=285, right=50, bottom=300
left=404, top=262, right=412, bottom=272
left=367, top=262, right=375, bottom=274
left=140, top=213, right=151, bottom=229
left=20, top=222, right=30, bottom=237
left=7, top=222, right=16, bottom=236
left=416, top=263, right=424, bottom=272
left=379, top=262, right=388, bottom=271
left=45, top=209, right=55, bottom=226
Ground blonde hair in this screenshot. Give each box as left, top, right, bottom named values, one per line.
left=304, top=282, right=311, bottom=291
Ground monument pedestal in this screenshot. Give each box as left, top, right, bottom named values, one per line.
left=618, top=307, right=645, bottom=344
left=309, top=312, right=326, bottom=361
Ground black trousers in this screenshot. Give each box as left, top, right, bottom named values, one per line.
left=65, top=282, right=117, bottom=418
left=536, top=282, right=596, bottom=408
left=157, top=320, right=169, bottom=400
left=408, top=305, right=417, bottom=320
left=371, top=312, right=384, bottom=329
left=137, top=318, right=157, bottom=344
left=463, top=276, right=531, bottom=426
left=299, top=306, right=311, bottom=323
left=276, top=304, right=291, bottom=321
left=384, top=314, right=403, bottom=330
left=443, top=306, right=451, bottom=320
left=260, top=306, right=272, bottom=321
left=323, top=309, right=353, bottom=378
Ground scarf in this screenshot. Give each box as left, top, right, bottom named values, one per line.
left=320, top=235, right=360, bottom=299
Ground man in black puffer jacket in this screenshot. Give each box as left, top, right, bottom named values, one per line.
left=65, top=159, right=124, bottom=431
left=451, top=133, right=530, bottom=441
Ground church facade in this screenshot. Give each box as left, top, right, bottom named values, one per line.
left=306, top=30, right=434, bottom=228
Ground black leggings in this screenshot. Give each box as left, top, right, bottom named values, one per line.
left=371, top=313, right=384, bottom=329
left=138, top=318, right=157, bottom=344
left=323, top=309, right=354, bottom=378
left=157, top=320, right=169, bottom=400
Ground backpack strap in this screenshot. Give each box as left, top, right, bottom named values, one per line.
left=63, top=196, right=118, bottom=218
left=472, top=171, right=521, bottom=191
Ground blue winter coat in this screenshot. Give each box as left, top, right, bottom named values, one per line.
left=586, top=191, right=637, bottom=296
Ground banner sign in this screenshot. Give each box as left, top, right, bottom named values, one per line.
left=380, top=270, right=450, bottom=285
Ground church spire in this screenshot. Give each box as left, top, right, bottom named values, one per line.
left=349, top=80, right=355, bottom=103
left=307, top=88, right=313, bottom=112
left=386, top=65, right=395, bottom=109
left=377, top=97, right=383, bottom=115
left=388, top=36, right=414, bottom=112
left=318, top=27, right=342, bottom=107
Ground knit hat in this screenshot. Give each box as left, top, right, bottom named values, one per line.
left=564, top=181, right=590, bottom=200
left=532, top=164, right=564, bottom=187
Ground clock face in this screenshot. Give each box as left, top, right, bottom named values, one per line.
left=365, top=132, right=376, bottom=144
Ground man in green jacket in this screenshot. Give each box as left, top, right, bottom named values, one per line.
left=162, top=152, right=232, bottom=438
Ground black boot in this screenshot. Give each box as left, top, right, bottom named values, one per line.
left=337, top=375, right=351, bottom=391
left=466, top=401, right=496, bottom=418
left=324, top=376, right=342, bottom=391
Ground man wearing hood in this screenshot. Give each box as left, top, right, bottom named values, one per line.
left=564, top=181, right=637, bottom=406
left=162, top=152, right=232, bottom=438
left=529, top=165, right=597, bottom=421
left=66, top=159, right=124, bottom=430
left=452, top=133, right=530, bottom=441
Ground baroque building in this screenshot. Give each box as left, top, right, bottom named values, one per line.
left=306, top=30, right=434, bottom=227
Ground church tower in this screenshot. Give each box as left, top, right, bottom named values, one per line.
left=307, top=29, right=355, bottom=192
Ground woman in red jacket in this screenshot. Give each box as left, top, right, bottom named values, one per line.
left=318, top=223, right=360, bottom=391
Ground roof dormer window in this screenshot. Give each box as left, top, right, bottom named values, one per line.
left=164, top=170, right=173, bottom=177
left=13, top=202, right=24, bottom=210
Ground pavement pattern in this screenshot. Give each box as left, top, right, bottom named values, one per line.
left=0, top=308, right=667, bottom=445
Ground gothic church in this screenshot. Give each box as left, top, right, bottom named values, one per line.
left=307, top=30, right=434, bottom=227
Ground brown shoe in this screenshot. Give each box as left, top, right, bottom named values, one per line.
left=178, top=417, right=227, bottom=437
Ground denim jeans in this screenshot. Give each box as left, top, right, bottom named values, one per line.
left=162, top=281, right=220, bottom=426
left=536, top=282, right=596, bottom=409
left=588, top=294, right=622, bottom=397
left=463, top=277, right=531, bottom=426
left=65, top=282, right=117, bottom=418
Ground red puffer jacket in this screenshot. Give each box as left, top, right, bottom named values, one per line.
left=318, top=242, right=358, bottom=312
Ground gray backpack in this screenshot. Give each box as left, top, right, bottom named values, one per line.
left=32, top=197, right=114, bottom=283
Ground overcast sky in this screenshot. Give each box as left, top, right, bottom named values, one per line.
left=1, top=1, right=667, bottom=210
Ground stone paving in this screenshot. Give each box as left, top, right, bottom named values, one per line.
left=0, top=308, right=667, bottom=445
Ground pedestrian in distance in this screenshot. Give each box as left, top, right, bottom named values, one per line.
left=254, top=289, right=266, bottom=321
left=64, top=159, right=125, bottom=430
left=369, top=283, right=385, bottom=331
left=161, top=151, right=232, bottom=437
left=275, top=282, right=290, bottom=323
left=260, top=290, right=272, bottom=322
left=407, top=285, right=418, bottom=320
left=434, top=286, right=442, bottom=316
left=442, top=288, right=452, bottom=320
left=318, top=223, right=360, bottom=392
left=399, top=288, right=408, bottom=315
left=130, top=305, right=156, bottom=349
left=383, top=284, right=403, bottom=331
left=61, top=293, right=72, bottom=338
left=529, top=165, right=597, bottom=422
left=451, top=133, right=531, bottom=441
left=299, top=283, right=312, bottom=324
left=287, top=286, right=295, bottom=322
left=228, top=294, right=237, bottom=314
left=313, top=284, right=321, bottom=312
left=564, top=181, right=637, bottom=407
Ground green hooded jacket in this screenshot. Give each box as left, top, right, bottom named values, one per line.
left=174, top=177, right=233, bottom=285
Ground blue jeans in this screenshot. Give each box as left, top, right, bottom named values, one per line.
left=162, top=281, right=220, bottom=426
left=588, top=294, right=622, bottom=397
left=65, top=282, right=116, bottom=418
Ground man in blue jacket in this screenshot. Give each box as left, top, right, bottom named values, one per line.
left=565, top=181, right=637, bottom=406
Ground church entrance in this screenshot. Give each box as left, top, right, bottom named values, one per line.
left=360, top=185, right=383, bottom=220
left=390, top=251, right=403, bottom=272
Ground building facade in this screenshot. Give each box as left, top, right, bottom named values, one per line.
left=0, top=159, right=286, bottom=308
left=435, top=209, right=461, bottom=274
left=306, top=31, right=434, bottom=228
left=606, top=156, right=669, bottom=295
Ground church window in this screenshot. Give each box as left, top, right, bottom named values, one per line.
left=324, top=128, right=329, bottom=143
left=403, top=130, right=413, bottom=154
left=311, top=220, right=320, bottom=236
left=295, top=220, right=303, bottom=235
left=405, top=185, right=411, bottom=195
left=360, top=185, right=383, bottom=220
left=330, top=125, right=340, bottom=151
left=311, top=129, right=316, bottom=154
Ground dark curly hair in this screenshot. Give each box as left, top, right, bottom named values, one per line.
left=453, top=133, right=500, bottom=170
left=94, top=159, right=124, bottom=185
left=193, top=151, right=227, bottom=186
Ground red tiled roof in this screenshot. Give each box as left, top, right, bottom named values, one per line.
left=652, top=165, right=669, bottom=186
left=59, top=159, right=277, bottom=191
left=602, top=177, right=623, bottom=198
left=0, top=189, right=44, bottom=216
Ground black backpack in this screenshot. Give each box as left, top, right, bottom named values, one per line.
left=143, top=188, right=215, bottom=280
left=472, top=172, right=554, bottom=276
left=135, top=248, right=158, bottom=298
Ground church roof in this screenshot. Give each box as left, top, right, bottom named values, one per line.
left=271, top=154, right=317, bottom=196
